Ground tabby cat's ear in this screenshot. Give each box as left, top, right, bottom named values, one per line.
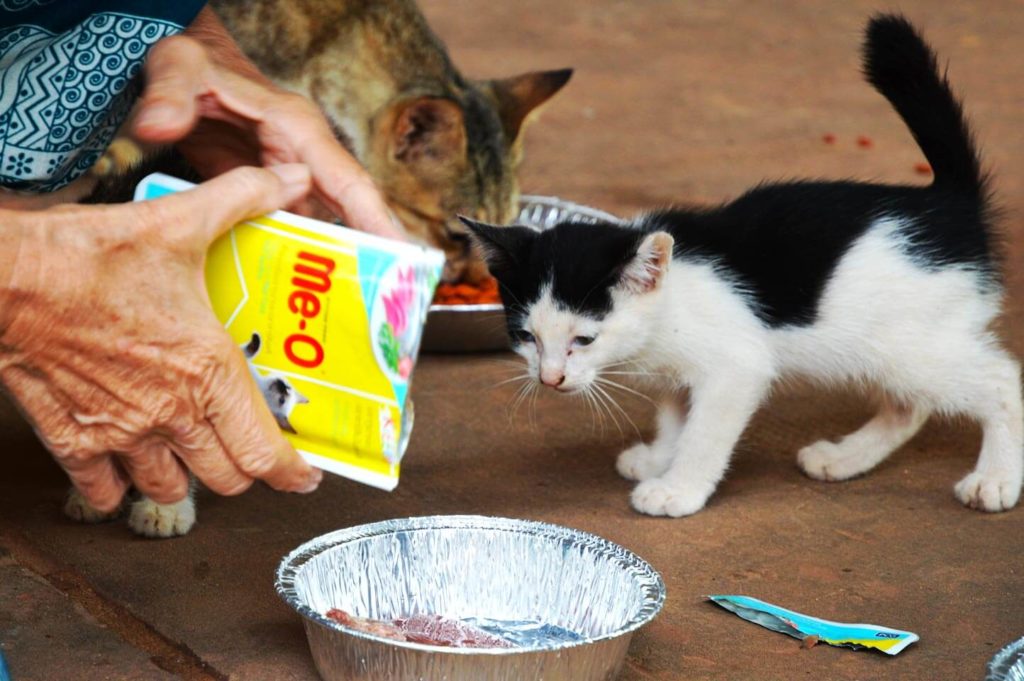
left=488, top=68, right=573, bottom=143
left=391, top=97, right=466, bottom=168
left=458, top=217, right=536, bottom=276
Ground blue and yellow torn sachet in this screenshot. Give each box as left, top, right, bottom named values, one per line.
left=708, top=595, right=919, bottom=655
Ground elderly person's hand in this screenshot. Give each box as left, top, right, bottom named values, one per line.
left=0, top=165, right=322, bottom=513
left=131, top=8, right=404, bottom=241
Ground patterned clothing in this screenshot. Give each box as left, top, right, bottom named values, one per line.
left=0, top=0, right=205, bottom=192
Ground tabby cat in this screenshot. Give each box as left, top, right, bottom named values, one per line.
left=211, top=0, right=572, bottom=282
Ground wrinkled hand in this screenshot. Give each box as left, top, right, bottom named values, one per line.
left=131, top=9, right=404, bottom=241
left=0, top=165, right=322, bottom=512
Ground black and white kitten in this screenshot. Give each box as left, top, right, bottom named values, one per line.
left=464, top=15, right=1023, bottom=517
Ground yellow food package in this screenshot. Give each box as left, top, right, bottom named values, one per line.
left=134, top=173, right=444, bottom=490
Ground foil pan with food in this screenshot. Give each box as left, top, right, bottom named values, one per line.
left=276, top=515, right=665, bottom=681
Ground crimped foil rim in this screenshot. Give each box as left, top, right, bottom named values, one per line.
left=275, top=515, right=666, bottom=656
left=516, top=194, right=626, bottom=230
left=988, top=636, right=1024, bottom=681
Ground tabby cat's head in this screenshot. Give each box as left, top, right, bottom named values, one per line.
left=369, top=69, right=572, bottom=283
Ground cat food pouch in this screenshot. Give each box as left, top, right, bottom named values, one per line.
left=134, top=173, right=444, bottom=491
left=708, top=595, right=919, bottom=655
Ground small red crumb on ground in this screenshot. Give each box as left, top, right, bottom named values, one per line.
left=914, top=162, right=933, bottom=175
left=801, top=634, right=820, bottom=649
left=822, top=133, right=836, bottom=144
left=856, top=135, right=873, bottom=148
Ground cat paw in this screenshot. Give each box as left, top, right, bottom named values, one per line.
left=128, top=497, right=196, bottom=538
left=954, top=470, right=1021, bottom=512
left=797, top=441, right=865, bottom=481
left=63, top=489, right=123, bottom=524
left=616, top=443, right=670, bottom=482
left=630, top=478, right=711, bottom=517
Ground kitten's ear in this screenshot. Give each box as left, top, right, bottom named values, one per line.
left=458, top=216, right=536, bottom=275
left=277, top=416, right=298, bottom=435
left=488, top=68, right=573, bottom=142
left=391, top=97, right=466, bottom=167
left=243, top=332, right=261, bottom=359
left=618, top=232, right=674, bottom=294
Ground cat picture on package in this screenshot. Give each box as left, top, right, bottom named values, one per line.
left=242, top=332, right=310, bottom=435
left=464, top=15, right=1023, bottom=517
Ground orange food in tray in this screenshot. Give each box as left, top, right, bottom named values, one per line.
left=433, top=276, right=502, bottom=306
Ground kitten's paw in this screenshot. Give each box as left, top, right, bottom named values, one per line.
left=63, top=489, right=123, bottom=524
left=630, top=478, right=712, bottom=517
left=129, top=497, right=196, bottom=538
left=954, top=470, right=1021, bottom=512
left=797, top=441, right=865, bottom=482
left=616, top=443, right=670, bottom=482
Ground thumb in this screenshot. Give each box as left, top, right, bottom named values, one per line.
left=133, top=35, right=207, bottom=143
left=160, top=165, right=312, bottom=247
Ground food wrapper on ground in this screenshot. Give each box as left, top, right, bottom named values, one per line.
left=134, top=174, right=444, bottom=491
left=708, top=595, right=919, bottom=656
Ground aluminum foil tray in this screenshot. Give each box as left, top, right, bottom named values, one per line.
left=276, top=515, right=665, bottom=681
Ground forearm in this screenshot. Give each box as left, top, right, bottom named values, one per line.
left=0, top=212, right=37, bottom=343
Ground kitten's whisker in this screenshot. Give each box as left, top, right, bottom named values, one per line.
left=593, top=383, right=642, bottom=438
left=529, top=383, right=541, bottom=431
left=492, top=374, right=531, bottom=388
left=581, top=389, right=599, bottom=433
left=591, top=384, right=624, bottom=436
left=507, top=381, right=533, bottom=423
left=584, top=386, right=606, bottom=434
left=595, top=377, right=657, bottom=405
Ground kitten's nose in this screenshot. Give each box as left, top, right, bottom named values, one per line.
left=540, top=372, right=566, bottom=388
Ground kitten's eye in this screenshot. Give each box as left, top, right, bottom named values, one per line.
left=513, top=329, right=536, bottom=344
left=573, top=335, right=597, bottom=347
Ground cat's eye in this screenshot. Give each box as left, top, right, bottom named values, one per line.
left=513, top=329, right=536, bottom=344
left=573, top=335, right=597, bottom=347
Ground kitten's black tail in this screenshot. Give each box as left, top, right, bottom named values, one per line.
left=863, top=14, right=985, bottom=196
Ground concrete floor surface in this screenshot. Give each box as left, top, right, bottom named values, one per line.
left=2, top=1, right=1023, bottom=679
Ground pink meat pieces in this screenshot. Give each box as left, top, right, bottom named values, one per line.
left=395, top=614, right=514, bottom=648
left=324, top=610, right=513, bottom=648
left=325, top=609, right=406, bottom=642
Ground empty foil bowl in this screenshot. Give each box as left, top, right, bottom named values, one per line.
left=988, top=637, right=1024, bottom=681
left=276, top=515, right=665, bottom=681
left=421, top=196, right=625, bottom=353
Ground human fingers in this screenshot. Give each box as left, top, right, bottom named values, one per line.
left=118, top=441, right=190, bottom=504
left=200, top=74, right=405, bottom=239
left=142, top=164, right=311, bottom=249
left=300, top=140, right=407, bottom=240
left=160, top=418, right=254, bottom=496
left=133, top=36, right=210, bottom=143
left=1, top=366, right=128, bottom=512
left=200, top=345, right=321, bottom=494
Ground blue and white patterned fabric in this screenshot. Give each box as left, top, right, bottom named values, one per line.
left=0, top=0, right=205, bottom=192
